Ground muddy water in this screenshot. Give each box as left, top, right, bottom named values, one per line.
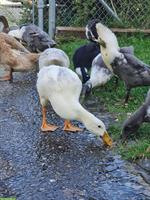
left=0, top=72, right=150, bottom=200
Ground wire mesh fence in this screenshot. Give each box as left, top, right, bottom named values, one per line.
left=56, top=0, right=150, bottom=29
left=0, top=1, right=150, bottom=80
left=0, top=0, right=150, bottom=39
left=0, top=0, right=150, bottom=30
left=0, top=0, right=23, bottom=26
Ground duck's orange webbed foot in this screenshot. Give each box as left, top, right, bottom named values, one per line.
left=63, top=120, right=82, bottom=132
left=0, top=75, right=11, bottom=81
left=41, top=123, right=58, bottom=132
left=0, top=66, right=12, bottom=81
left=41, top=106, right=58, bottom=132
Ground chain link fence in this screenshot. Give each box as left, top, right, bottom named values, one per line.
left=56, top=0, right=150, bottom=29
left=0, top=1, right=150, bottom=76
left=0, top=0, right=150, bottom=30
left=0, top=0, right=23, bottom=26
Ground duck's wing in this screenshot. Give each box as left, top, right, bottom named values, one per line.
left=92, top=54, right=110, bottom=70
left=120, top=46, right=134, bottom=55
left=91, top=54, right=111, bottom=76
left=38, top=66, right=82, bottom=100
left=57, top=67, right=82, bottom=98
left=0, top=32, right=29, bottom=53
left=124, top=53, right=150, bottom=70
left=88, top=54, right=112, bottom=88
left=112, top=53, right=150, bottom=80
left=123, top=54, right=150, bottom=83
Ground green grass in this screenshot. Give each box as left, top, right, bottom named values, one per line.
left=58, top=34, right=150, bottom=160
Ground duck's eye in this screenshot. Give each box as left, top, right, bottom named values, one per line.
left=98, top=125, right=101, bottom=128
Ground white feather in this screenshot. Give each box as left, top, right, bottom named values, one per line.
left=39, top=48, right=70, bottom=70
left=8, top=26, right=26, bottom=40
left=75, top=67, right=88, bottom=78
left=88, top=54, right=112, bottom=88
left=36, top=65, right=111, bottom=139
left=37, top=65, right=81, bottom=119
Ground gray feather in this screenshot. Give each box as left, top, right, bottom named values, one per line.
left=122, top=89, right=150, bottom=138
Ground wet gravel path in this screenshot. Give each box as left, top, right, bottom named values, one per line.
left=0, top=72, right=150, bottom=200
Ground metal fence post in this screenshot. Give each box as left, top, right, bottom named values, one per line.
left=32, top=0, right=35, bottom=24
left=98, top=0, right=122, bottom=23
left=48, top=0, right=56, bottom=39
left=38, top=0, right=44, bottom=30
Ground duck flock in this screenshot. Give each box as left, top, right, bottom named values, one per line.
left=0, top=16, right=150, bottom=146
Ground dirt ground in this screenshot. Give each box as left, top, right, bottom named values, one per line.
left=0, top=71, right=150, bottom=200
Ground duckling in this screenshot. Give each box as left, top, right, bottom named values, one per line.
left=0, top=32, right=40, bottom=81
left=39, top=48, right=70, bottom=70
left=122, top=89, right=150, bottom=140
left=36, top=65, right=112, bottom=147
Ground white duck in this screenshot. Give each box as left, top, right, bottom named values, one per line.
left=37, top=65, right=112, bottom=147
left=39, top=48, right=70, bottom=70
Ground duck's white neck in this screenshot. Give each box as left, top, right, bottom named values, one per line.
left=74, top=102, right=99, bottom=130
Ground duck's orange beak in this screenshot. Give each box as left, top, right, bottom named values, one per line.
left=102, top=131, right=113, bottom=147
